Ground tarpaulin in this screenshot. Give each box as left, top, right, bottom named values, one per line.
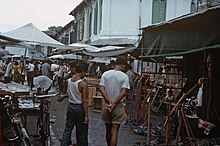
left=140, top=5, right=220, bottom=58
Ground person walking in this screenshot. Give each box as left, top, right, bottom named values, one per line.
left=61, top=61, right=89, bottom=146
left=57, top=61, right=67, bottom=94
left=4, top=58, right=13, bottom=83
left=13, top=61, right=21, bottom=83
left=99, top=56, right=130, bottom=146
left=26, top=60, right=35, bottom=87
left=41, top=58, right=51, bottom=78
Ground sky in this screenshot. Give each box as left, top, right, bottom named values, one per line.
left=0, top=0, right=82, bottom=32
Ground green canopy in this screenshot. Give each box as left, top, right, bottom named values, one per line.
left=140, top=5, right=220, bottom=58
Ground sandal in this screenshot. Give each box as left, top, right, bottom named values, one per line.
left=133, top=126, right=148, bottom=136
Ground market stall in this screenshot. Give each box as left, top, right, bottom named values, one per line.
left=137, top=5, right=220, bottom=145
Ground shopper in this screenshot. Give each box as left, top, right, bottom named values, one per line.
left=4, top=58, right=13, bottom=83
left=61, top=61, right=89, bottom=146
left=58, top=61, right=67, bottom=94
left=33, top=75, right=53, bottom=94
left=99, top=56, right=130, bottom=146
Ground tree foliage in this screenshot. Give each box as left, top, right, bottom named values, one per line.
left=47, top=26, right=62, bottom=32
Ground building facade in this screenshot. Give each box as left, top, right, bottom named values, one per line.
left=57, top=20, right=77, bottom=45
left=67, top=0, right=193, bottom=47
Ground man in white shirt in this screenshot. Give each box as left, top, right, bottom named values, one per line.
left=0, top=57, right=4, bottom=81
left=41, top=58, right=51, bottom=78
left=4, top=58, right=13, bottom=83
left=58, top=61, right=67, bottom=94
left=99, top=56, right=130, bottom=146
left=196, top=78, right=204, bottom=117
left=26, top=60, right=35, bottom=87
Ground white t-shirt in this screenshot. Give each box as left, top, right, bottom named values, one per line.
left=51, top=64, right=59, bottom=72
left=5, top=62, right=12, bottom=77
left=0, top=60, right=3, bottom=69
left=27, top=63, right=35, bottom=72
left=58, top=65, right=66, bottom=77
left=99, top=70, right=130, bottom=102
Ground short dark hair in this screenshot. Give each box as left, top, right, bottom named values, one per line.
left=115, top=56, right=127, bottom=65
left=69, top=60, right=78, bottom=68
left=76, top=61, right=88, bottom=73
left=110, top=60, right=115, bottom=65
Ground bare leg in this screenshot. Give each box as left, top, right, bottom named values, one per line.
left=105, top=123, right=112, bottom=146
left=110, top=124, right=120, bottom=146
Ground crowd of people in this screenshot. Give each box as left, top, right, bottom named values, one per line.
left=57, top=56, right=135, bottom=146
left=0, top=57, right=76, bottom=93
left=0, top=55, right=138, bottom=146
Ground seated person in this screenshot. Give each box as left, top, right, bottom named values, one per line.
left=33, top=75, right=53, bottom=95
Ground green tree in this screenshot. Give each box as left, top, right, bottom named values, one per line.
left=47, top=26, right=62, bottom=32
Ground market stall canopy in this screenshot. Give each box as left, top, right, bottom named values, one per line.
left=54, top=43, right=100, bottom=53
left=1, top=23, right=70, bottom=49
left=81, top=46, right=136, bottom=57
left=6, top=46, right=45, bottom=60
left=89, top=57, right=116, bottom=64
left=49, top=54, right=82, bottom=60
left=2, top=55, right=12, bottom=59
left=69, top=43, right=100, bottom=52
left=49, top=54, right=65, bottom=60
left=0, top=48, right=9, bottom=55
left=63, top=54, right=82, bottom=60
left=0, top=34, right=22, bottom=47
left=141, top=5, right=220, bottom=58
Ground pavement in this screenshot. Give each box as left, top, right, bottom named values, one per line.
left=22, top=86, right=220, bottom=146
left=25, top=91, right=150, bottom=146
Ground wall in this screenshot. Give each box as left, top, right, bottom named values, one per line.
left=166, top=0, right=191, bottom=20
left=92, top=0, right=140, bottom=41
left=91, top=0, right=192, bottom=42
left=73, top=0, right=192, bottom=45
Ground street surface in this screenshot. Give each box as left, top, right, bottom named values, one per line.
left=26, top=93, right=148, bottom=146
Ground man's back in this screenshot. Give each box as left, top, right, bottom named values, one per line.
left=41, top=62, right=50, bottom=78
left=100, top=70, right=130, bottom=101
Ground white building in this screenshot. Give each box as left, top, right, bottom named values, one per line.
left=68, top=0, right=194, bottom=47
left=57, top=20, right=77, bottom=45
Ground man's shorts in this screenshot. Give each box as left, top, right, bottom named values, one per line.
left=101, top=102, right=125, bottom=124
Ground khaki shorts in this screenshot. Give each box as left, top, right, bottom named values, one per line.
left=101, top=102, right=125, bottom=124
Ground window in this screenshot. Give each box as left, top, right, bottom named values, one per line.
left=152, top=0, right=166, bottom=24
left=76, top=13, right=85, bottom=41
left=89, top=8, right=93, bottom=37
left=99, top=0, right=103, bottom=32
left=191, top=0, right=197, bottom=12
left=93, top=3, right=98, bottom=35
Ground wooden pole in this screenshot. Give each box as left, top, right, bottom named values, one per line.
left=175, top=110, right=182, bottom=146
left=147, top=87, right=160, bottom=143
